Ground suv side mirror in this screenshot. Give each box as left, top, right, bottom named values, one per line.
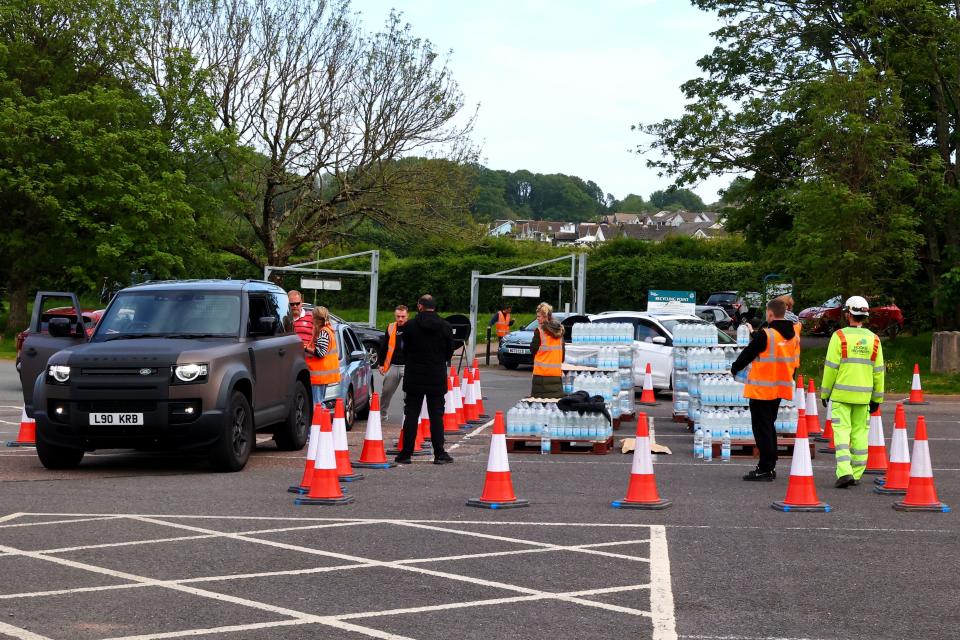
left=350, top=349, right=366, bottom=362
left=48, top=317, right=74, bottom=338
left=253, top=316, right=277, bottom=335
left=651, top=336, right=667, bottom=345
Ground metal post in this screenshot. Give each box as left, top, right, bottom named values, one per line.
left=468, top=270, right=480, bottom=364
left=368, top=251, right=380, bottom=328
left=485, top=327, right=492, bottom=366
left=576, top=253, right=587, bottom=314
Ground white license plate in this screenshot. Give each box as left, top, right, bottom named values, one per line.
left=89, top=413, right=143, bottom=426
left=506, top=348, right=527, bottom=354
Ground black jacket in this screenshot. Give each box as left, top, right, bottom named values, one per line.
left=378, top=323, right=406, bottom=367
left=401, top=311, right=454, bottom=394
left=730, top=320, right=797, bottom=377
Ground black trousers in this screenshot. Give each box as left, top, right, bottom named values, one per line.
left=749, top=398, right=781, bottom=472
left=400, top=390, right=446, bottom=457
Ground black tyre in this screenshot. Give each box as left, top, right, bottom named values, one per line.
left=364, top=342, right=380, bottom=367
left=274, top=381, right=310, bottom=451
left=885, top=323, right=901, bottom=340
left=344, top=386, right=356, bottom=431
left=209, top=391, right=254, bottom=472
left=502, top=361, right=519, bottom=370
left=36, top=435, right=84, bottom=470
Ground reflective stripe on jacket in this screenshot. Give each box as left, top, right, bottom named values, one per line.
left=744, top=328, right=798, bottom=401
left=308, top=325, right=341, bottom=385
left=383, top=322, right=398, bottom=373
left=496, top=311, right=511, bottom=338
left=533, top=331, right=563, bottom=377
left=821, top=327, right=884, bottom=404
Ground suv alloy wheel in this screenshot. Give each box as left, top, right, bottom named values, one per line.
left=209, top=391, right=254, bottom=472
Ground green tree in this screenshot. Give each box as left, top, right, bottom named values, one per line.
left=617, top=193, right=649, bottom=212
left=649, top=188, right=706, bottom=211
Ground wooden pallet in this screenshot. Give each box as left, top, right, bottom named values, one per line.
left=706, top=437, right=816, bottom=459
left=506, top=435, right=614, bottom=455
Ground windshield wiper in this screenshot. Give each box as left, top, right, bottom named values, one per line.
left=163, top=333, right=232, bottom=339
left=101, top=333, right=166, bottom=341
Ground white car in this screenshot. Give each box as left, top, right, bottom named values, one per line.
left=588, top=311, right=736, bottom=389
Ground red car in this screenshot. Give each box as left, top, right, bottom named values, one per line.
left=798, top=295, right=904, bottom=337
left=15, top=306, right=104, bottom=373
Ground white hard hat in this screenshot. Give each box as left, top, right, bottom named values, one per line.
left=843, top=295, right=870, bottom=317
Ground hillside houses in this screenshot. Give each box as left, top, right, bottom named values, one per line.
left=488, top=210, right=728, bottom=245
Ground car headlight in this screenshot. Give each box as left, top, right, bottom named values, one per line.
left=172, top=363, right=208, bottom=383
left=47, top=365, right=71, bottom=384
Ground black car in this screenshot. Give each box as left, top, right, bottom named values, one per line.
left=696, top=305, right=734, bottom=330
left=704, top=291, right=759, bottom=324
left=497, top=313, right=583, bottom=370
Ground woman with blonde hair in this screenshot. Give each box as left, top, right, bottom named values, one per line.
left=306, top=306, right=341, bottom=404
left=530, top=302, right=565, bottom=398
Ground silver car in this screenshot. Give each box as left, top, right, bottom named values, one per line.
left=319, top=322, right=373, bottom=430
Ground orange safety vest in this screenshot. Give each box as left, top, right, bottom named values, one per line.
left=496, top=311, right=511, bottom=338
left=792, top=321, right=802, bottom=368
left=382, top=322, right=398, bottom=373
left=306, top=325, right=341, bottom=386
left=744, top=328, right=798, bottom=401
left=533, top=331, right=563, bottom=377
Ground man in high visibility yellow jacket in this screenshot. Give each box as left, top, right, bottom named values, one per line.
left=820, top=296, right=885, bottom=488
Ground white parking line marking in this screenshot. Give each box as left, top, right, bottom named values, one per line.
left=0, top=513, right=23, bottom=525
left=0, top=515, right=126, bottom=530
left=649, top=525, right=678, bottom=640
left=448, top=419, right=493, bottom=451
left=0, top=620, right=54, bottom=640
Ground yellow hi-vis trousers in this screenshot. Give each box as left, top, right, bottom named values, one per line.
left=830, top=402, right=870, bottom=480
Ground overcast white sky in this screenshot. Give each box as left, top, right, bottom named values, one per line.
left=354, top=0, right=729, bottom=204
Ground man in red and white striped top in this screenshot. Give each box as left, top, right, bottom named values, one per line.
left=288, top=290, right=313, bottom=349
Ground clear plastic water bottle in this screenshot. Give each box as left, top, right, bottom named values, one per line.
left=737, top=322, right=750, bottom=346
left=703, top=428, right=713, bottom=461
left=721, top=430, right=731, bottom=462
left=694, top=427, right=703, bottom=459
left=540, top=421, right=550, bottom=454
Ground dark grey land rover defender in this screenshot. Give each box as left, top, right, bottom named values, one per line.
left=19, top=281, right=312, bottom=471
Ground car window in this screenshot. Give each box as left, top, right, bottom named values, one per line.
left=95, top=292, right=241, bottom=338
left=524, top=320, right=539, bottom=331
left=342, top=327, right=362, bottom=360
left=248, top=294, right=282, bottom=336
left=637, top=320, right=666, bottom=343
left=824, top=296, right=842, bottom=308
left=707, top=293, right=736, bottom=304
left=271, top=292, right=292, bottom=333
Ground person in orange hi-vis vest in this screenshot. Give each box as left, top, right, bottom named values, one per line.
left=377, top=305, right=409, bottom=423
left=531, top=302, right=565, bottom=398
left=488, top=304, right=514, bottom=340
left=730, top=298, right=799, bottom=482
left=306, top=306, right=341, bottom=405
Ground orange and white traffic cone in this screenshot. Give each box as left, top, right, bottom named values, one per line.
left=289, top=403, right=323, bottom=494
left=444, top=376, right=465, bottom=434
left=463, top=369, right=480, bottom=423
left=354, top=393, right=396, bottom=469
left=893, top=416, right=950, bottom=512
left=818, top=400, right=835, bottom=453
left=793, top=374, right=805, bottom=411
left=772, top=408, right=831, bottom=512
left=864, top=406, right=888, bottom=475
left=466, top=411, right=529, bottom=509
left=611, top=413, right=671, bottom=510
left=7, top=408, right=36, bottom=447
left=295, top=407, right=353, bottom=506
left=472, top=360, right=489, bottom=419
left=452, top=374, right=467, bottom=428
left=804, top=380, right=822, bottom=438
left=638, top=363, right=658, bottom=406
left=332, top=398, right=363, bottom=482
left=907, top=364, right=928, bottom=405
left=416, top=397, right=432, bottom=448
left=875, top=403, right=910, bottom=495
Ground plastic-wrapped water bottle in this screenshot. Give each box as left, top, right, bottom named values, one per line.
left=721, top=430, right=731, bottom=462
left=694, top=426, right=703, bottom=459
left=703, top=428, right=713, bottom=461
left=737, top=322, right=750, bottom=346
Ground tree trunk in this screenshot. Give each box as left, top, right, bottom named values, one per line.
left=5, top=274, right=28, bottom=336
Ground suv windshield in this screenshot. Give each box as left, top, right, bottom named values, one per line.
left=93, top=291, right=242, bottom=340
left=706, top=293, right=737, bottom=305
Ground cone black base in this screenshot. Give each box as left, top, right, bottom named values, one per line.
left=771, top=501, right=831, bottom=512
left=467, top=419, right=486, bottom=425
left=874, top=485, right=906, bottom=495
left=611, top=499, right=672, bottom=510
left=639, top=402, right=659, bottom=407
left=893, top=501, right=950, bottom=512
left=5, top=442, right=34, bottom=447
left=813, top=435, right=830, bottom=443
left=863, top=469, right=885, bottom=475
left=288, top=485, right=309, bottom=494
left=295, top=495, right=355, bottom=505
left=905, top=401, right=929, bottom=405
left=818, top=447, right=835, bottom=454
left=466, top=498, right=529, bottom=510
left=338, top=472, right=364, bottom=482
left=352, top=461, right=397, bottom=469
left=478, top=413, right=491, bottom=419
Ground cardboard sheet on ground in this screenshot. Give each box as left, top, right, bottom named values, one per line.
left=620, top=418, right=672, bottom=455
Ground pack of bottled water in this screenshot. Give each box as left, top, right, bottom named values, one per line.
left=506, top=401, right=613, bottom=440
left=695, top=409, right=752, bottom=442
left=673, top=323, right=719, bottom=346
left=694, top=427, right=731, bottom=462
left=687, top=347, right=734, bottom=373
left=572, top=323, right=633, bottom=345
left=736, top=322, right=751, bottom=346
left=672, top=347, right=688, bottom=370
left=697, top=374, right=748, bottom=405
left=774, top=405, right=799, bottom=434
left=672, top=391, right=689, bottom=415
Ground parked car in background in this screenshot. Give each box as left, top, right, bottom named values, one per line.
left=321, top=321, right=373, bottom=430
left=798, top=295, right=905, bottom=337
left=497, top=312, right=581, bottom=370
left=704, top=291, right=758, bottom=324
left=591, top=311, right=736, bottom=390
left=15, top=306, right=105, bottom=374
left=695, top=305, right=734, bottom=330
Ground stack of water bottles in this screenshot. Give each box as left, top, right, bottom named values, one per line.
left=572, top=323, right=633, bottom=344
left=564, top=346, right=631, bottom=369
left=687, top=347, right=738, bottom=373
left=698, top=375, right=748, bottom=405
left=561, top=371, right=628, bottom=420
left=506, top=401, right=613, bottom=440
left=693, top=427, right=732, bottom=462
left=673, top=322, right=721, bottom=346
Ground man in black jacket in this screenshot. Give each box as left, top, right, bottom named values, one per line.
left=396, top=294, right=455, bottom=465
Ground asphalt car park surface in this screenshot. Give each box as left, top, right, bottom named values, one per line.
left=1, top=361, right=958, bottom=640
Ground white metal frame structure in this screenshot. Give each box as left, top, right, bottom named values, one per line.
left=467, top=253, right=587, bottom=358
left=264, top=250, right=380, bottom=328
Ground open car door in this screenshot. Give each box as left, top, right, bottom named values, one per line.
left=18, top=291, right=87, bottom=416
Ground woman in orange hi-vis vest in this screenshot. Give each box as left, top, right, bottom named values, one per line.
left=306, top=306, right=341, bottom=404
left=730, top=298, right=798, bottom=482
left=531, top=302, right=565, bottom=398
